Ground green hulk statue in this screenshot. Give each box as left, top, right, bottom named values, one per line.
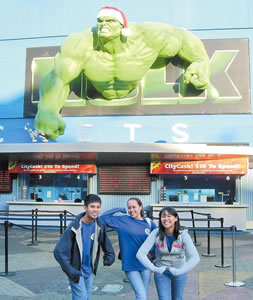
left=35, top=6, right=210, bottom=140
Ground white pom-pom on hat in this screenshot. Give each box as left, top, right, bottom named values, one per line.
left=121, top=28, right=131, bottom=37
left=97, top=6, right=131, bottom=37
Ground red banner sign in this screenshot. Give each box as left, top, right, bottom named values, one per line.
left=151, top=153, right=248, bottom=162
left=8, top=162, right=96, bottom=174
left=151, top=157, right=248, bottom=175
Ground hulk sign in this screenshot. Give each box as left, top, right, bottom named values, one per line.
left=35, top=6, right=211, bottom=140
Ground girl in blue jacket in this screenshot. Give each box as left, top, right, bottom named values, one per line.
left=101, top=197, right=157, bottom=300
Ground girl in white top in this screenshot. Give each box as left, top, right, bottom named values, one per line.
left=136, top=206, right=200, bottom=300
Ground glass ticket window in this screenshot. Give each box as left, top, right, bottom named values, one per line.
left=162, top=175, right=236, bottom=203
left=19, top=173, right=88, bottom=201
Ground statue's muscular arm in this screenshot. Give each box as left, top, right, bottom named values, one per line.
left=141, top=23, right=210, bottom=90
left=175, top=28, right=210, bottom=90
left=35, top=31, right=90, bottom=139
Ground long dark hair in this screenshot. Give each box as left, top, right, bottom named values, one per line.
left=158, top=206, right=181, bottom=241
left=127, top=197, right=144, bottom=217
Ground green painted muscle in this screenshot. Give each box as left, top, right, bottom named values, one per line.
left=35, top=12, right=210, bottom=140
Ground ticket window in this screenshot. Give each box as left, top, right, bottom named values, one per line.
left=163, top=175, right=236, bottom=203
left=20, top=173, right=88, bottom=201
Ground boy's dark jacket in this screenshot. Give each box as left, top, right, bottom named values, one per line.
left=54, top=212, right=115, bottom=283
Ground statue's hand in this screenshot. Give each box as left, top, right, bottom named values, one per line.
left=34, top=109, right=66, bottom=140
left=184, top=62, right=209, bottom=90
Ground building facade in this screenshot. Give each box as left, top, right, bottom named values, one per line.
left=1, top=0, right=253, bottom=228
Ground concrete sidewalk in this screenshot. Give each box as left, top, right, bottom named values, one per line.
left=1, top=225, right=253, bottom=299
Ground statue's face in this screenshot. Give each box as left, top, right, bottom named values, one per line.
left=97, top=16, right=122, bottom=40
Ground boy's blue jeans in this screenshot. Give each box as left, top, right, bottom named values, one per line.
left=69, top=274, right=93, bottom=300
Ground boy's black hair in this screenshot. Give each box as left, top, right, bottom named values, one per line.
left=84, top=194, right=102, bottom=206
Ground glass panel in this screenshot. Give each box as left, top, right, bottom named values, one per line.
left=19, top=173, right=88, bottom=201
left=163, top=175, right=236, bottom=202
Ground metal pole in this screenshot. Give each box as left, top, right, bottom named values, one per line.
left=35, top=208, right=38, bottom=242
left=60, top=213, right=63, bottom=235
left=224, top=226, right=244, bottom=287
left=215, top=218, right=230, bottom=268
left=191, top=210, right=201, bottom=246
left=34, top=208, right=40, bottom=244
left=31, top=209, right=34, bottom=245
left=0, top=221, right=15, bottom=276
left=63, top=210, right=67, bottom=231
left=202, top=214, right=216, bottom=257
left=27, top=209, right=38, bottom=246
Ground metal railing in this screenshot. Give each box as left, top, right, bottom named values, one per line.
left=0, top=209, right=245, bottom=287
left=0, top=209, right=75, bottom=246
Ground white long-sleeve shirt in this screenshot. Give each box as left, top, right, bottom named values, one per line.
left=136, top=228, right=200, bottom=276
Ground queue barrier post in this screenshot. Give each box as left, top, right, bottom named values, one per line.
left=34, top=209, right=42, bottom=243
left=0, top=221, right=15, bottom=277
left=27, top=209, right=38, bottom=246
left=201, top=214, right=216, bottom=257
left=190, top=210, right=201, bottom=246
left=34, top=208, right=41, bottom=243
left=224, top=226, right=244, bottom=287
left=64, top=210, right=67, bottom=231
left=187, top=225, right=244, bottom=288
left=60, top=213, right=63, bottom=235
left=35, top=208, right=38, bottom=241
left=215, top=217, right=230, bottom=268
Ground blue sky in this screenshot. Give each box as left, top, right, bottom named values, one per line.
left=1, top=0, right=253, bottom=39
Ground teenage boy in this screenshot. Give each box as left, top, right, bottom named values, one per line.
left=54, top=194, right=115, bottom=300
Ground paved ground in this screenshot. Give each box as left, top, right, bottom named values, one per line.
left=1, top=224, right=253, bottom=300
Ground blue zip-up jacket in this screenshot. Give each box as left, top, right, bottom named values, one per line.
left=54, top=212, right=115, bottom=283
left=100, top=207, right=157, bottom=271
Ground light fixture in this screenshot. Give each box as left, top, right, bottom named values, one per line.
left=184, top=175, right=188, bottom=181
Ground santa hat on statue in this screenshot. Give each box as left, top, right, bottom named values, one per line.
left=97, top=6, right=131, bottom=37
